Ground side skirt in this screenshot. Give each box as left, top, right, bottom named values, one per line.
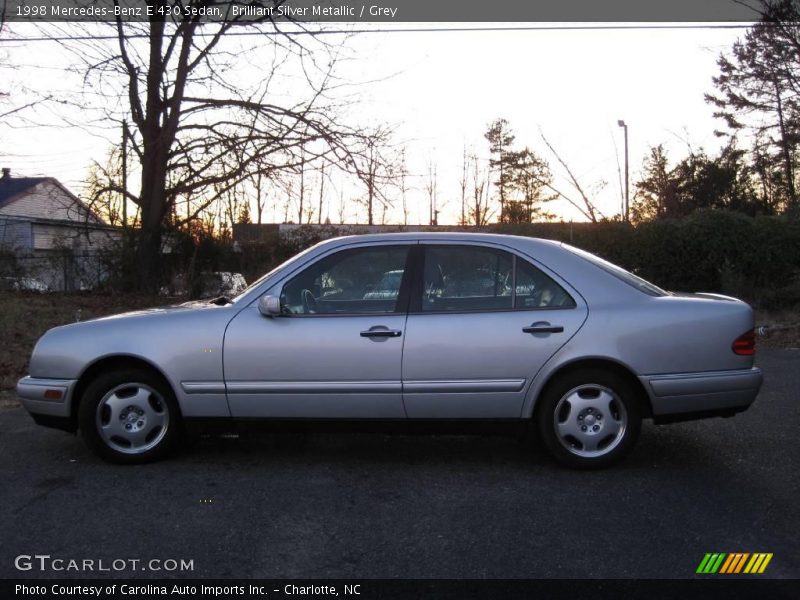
left=183, top=417, right=531, bottom=437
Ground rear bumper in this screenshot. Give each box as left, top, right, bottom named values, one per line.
left=641, top=367, right=763, bottom=418
left=17, top=376, right=76, bottom=419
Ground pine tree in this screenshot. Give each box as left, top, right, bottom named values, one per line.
left=484, top=119, right=516, bottom=222
left=238, top=203, right=252, bottom=224
left=507, top=148, right=555, bottom=223
left=705, top=0, right=800, bottom=211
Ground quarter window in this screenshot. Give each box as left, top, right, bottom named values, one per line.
left=515, top=256, right=576, bottom=309
left=281, top=246, right=409, bottom=314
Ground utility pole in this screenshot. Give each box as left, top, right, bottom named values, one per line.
left=617, top=120, right=629, bottom=222
left=121, top=120, right=128, bottom=229
left=298, top=149, right=306, bottom=224
left=318, top=162, right=325, bottom=224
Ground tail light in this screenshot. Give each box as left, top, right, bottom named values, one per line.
left=732, top=329, right=756, bottom=356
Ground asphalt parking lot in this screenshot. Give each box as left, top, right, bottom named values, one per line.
left=1, top=349, right=798, bottom=580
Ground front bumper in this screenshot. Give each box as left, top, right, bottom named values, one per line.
left=17, top=376, right=77, bottom=419
left=642, top=367, right=763, bottom=418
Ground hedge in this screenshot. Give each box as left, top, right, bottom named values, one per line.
left=157, top=210, right=800, bottom=307
left=492, top=210, right=800, bottom=307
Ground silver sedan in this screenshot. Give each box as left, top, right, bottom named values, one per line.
left=17, top=233, right=763, bottom=468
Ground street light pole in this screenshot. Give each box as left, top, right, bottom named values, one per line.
left=617, top=120, right=629, bottom=223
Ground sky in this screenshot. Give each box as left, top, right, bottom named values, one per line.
left=0, top=23, right=748, bottom=224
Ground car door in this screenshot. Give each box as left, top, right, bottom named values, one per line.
left=402, top=243, right=588, bottom=418
left=223, top=243, right=413, bottom=418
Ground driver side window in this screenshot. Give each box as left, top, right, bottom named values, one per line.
left=280, top=246, right=409, bottom=315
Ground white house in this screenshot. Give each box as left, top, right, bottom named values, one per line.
left=0, top=168, right=121, bottom=290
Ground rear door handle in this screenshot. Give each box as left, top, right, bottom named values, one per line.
left=523, top=323, right=564, bottom=334
left=360, top=328, right=402, bottom=338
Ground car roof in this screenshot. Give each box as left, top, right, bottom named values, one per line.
left=320, top=231, right=565, bottom=249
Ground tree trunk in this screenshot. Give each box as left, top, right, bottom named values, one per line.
left=367, top=175, right=374, bottom=225
left=298, top=153, right=305, bottom=223
left=136, top=154, right=169, bottom=292
left=132, top=14, right=170, bottom=292
left=774, top=78, right=797, bottom=208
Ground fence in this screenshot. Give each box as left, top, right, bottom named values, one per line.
left=0, top=250, right=110, bottom=292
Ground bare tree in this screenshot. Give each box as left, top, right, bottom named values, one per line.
left=297, top=144, right=308, bottom=224
left=276, top=180, right=290, bottom=223
left=539, top=130, right=603, bottom=223
left=49, top=5, right=377, bottom=289
left=468, top=153, right=492, bottom=226
left=0, top=19, right=51, bottom=126
left=317, top=162, right=325, bottom=224
left=252, top=170, right=268, bottom=225
left=352, top=126, right=395, bottom=225
left=397, top=148, right=410, bottom=226
left=425, top=158, right=438, bottom=225
left=337, top=189, right=346, bottom=224
left=459, top=145, right=469, bottom=226
left=85, top=148, right=126, bottom=227
left=219, top=183, right=246, bottom=235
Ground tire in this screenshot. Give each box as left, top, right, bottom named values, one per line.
left=78, top=368, right=181, bottom=464
left=536, top=368, right=642, bottom=469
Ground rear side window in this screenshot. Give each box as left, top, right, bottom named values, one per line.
left=421, top=246, right=574, bottom=312
left=423, top=246, right=512, bottom=311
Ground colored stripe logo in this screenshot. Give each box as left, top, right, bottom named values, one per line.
left=697, top=553, right=773, bottom=574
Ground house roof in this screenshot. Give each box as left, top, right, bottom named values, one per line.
left=0, top=175, right=105, bottom=225
left=0, top=177, right=51, bottom=207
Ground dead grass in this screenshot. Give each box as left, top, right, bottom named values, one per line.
left=0, top=292, right=168, bottom=392
left=0, top=389, right=19, bottom=410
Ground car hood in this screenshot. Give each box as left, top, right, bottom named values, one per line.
left=73, top=299, right=224, bottom=325
left=29, top=300, right=236, bottom=380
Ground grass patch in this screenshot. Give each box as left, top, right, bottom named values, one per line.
left=0, top=292, right=167, bottom=392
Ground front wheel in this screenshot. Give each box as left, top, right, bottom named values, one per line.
left=536, top=368, right=642, bottom=469
left=78, top=368, right=181, bottom=464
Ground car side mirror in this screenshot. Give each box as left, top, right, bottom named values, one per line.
left=258, top=294, right=282, bottom=317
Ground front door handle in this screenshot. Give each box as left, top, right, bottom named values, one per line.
left=360, top=328, right=402, bottom=338
left=523, top=322, right=564, bottom=334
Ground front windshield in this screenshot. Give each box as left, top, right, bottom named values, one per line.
left=562, top=243, right=668, bottom=297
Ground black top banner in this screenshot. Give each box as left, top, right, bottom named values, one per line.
left=3, top=0, right=765, bottom=23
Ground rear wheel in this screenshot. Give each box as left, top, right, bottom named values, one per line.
left=537, top=368, right=642, bottom=469
left=78, top=368, right=181, bottom=464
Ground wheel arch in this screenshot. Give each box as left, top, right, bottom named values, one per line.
left=70, top=355, right=180, bottom=428
left=529, top=357, right=653, bottom=419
